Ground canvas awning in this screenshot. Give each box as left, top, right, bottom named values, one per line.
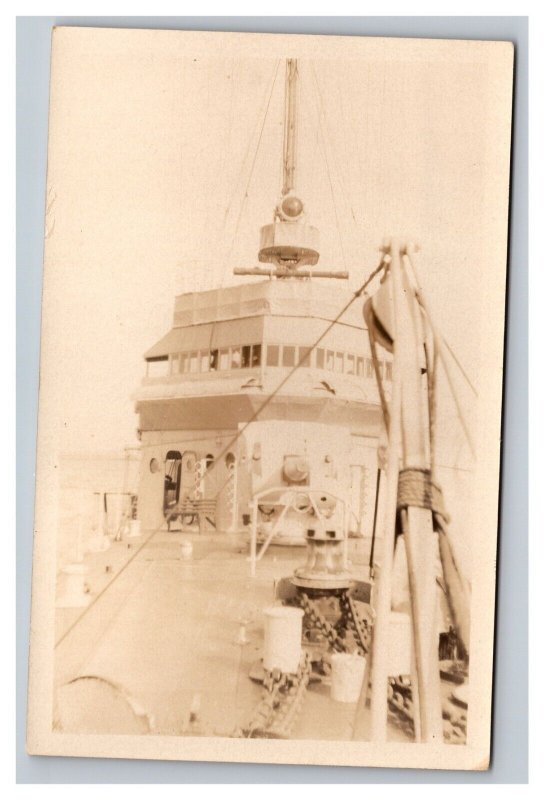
left=144, top=316, right=265, bottom=359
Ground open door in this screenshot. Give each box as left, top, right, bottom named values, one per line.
left=163, top=451, right=182, bottom=515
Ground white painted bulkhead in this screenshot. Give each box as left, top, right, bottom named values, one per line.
left=138, top=420, right=384, bottom=542
left=135, top=281, right=391, bottom=537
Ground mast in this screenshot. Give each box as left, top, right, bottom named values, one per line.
left=234, top=58, right=348, bottom=280
left=282, top=59, right=298, bottom=197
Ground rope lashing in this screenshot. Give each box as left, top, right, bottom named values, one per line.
left=396, top=468, right=450, bottom=524
left=397, top=468, right=469, bottom=657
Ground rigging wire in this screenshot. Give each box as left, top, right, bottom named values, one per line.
left=209, top=59, right=237, bottom=264
left=441, top=337, right=478, bottom=398
left=221, top=63, right=272, bottom=227
left=309, top=64, right=348, bottom=272
left=337, top=74, right=358, bottom=227
left=402, top=247, right=478, bottom=400
left=311, top=64, right=366, bottom=264
left=312, top=62, right=358, bottom=224
left=219, top=58, right=281, bottom=290
left=55, top=527, right=163, bottom=649
left=404, top=251, right=477, bottom=458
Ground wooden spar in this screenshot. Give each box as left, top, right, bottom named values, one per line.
left=368, top=241, right=403, bottom=743
left=233, top=267, right=349, bottom=279
left=365, top=240, right=443, bottom=744
left=392, top=242, right=443, bottom=743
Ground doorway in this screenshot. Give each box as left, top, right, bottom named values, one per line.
left=163, top=451, right=182, bottom=514
left=163, top=450, right=198, bottom=519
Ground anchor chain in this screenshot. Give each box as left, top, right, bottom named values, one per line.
left=387, top=677, right=467, bottom=744
left=237, top=651, right=312, bottom=739
left=338, top=592, right=371, bottom=654
left=387, top=677, right=416, bottom=739
left=298, top=591, right=349, bottom=653
left=266, top=652, right=312, bottom=738
left=297, top=590, right=372, bottom=657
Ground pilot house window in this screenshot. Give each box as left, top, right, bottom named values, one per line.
left=219, top=349, right=230, bottom=370
left=298, top=346, right=312, bottom=366
left=266, top=345, right=280, bottom=366
left=251, top=344, right=262, bottom=366
left=240, top=345, right=251, bottom=368
left=282, top=346, right=296, bottom=367
left=156, top=341, right=392, bottom=382
left=315, top=348, right=325, bottom=369
left=231, top=347, right=242, bottom=368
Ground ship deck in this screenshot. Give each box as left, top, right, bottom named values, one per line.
left=54, top=530, right=412, bottom=742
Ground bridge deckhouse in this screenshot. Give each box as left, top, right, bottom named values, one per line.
left=136, top=280, right=392, bottom=433
left=135, top=59, right=389, bottom=536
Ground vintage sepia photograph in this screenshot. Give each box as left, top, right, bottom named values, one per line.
left=26, top=27, right=513, bottom=770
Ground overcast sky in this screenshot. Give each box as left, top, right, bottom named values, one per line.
left=40, top=28, right=511, bottom=473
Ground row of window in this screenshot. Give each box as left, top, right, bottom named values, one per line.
left=147, top=344, right=393, bottom=381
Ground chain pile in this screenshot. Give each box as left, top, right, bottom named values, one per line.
left=387, top=677, right=417, bottom=739
left=237, top=651, right=312, bottom=739
left=300, top=589, right=467, bottom=745
left=239, top=587, right=466, bottom=744
left=387, top=677, right=468, bottom=744
left=297, top=590, right=371, bottom=657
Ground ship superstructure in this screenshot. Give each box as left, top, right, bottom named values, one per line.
left=135, top=278, right=391, bottom=535
left=134, top=59, right=391, bottom=543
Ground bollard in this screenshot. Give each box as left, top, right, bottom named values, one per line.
left=180, top=540, right=193, bottom=560
left=330, top=653, right=366, bottom=703
left=263, top=605, right=304, bottom=674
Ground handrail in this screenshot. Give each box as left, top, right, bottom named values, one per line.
left=248, top=485, right=350, bottom=577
